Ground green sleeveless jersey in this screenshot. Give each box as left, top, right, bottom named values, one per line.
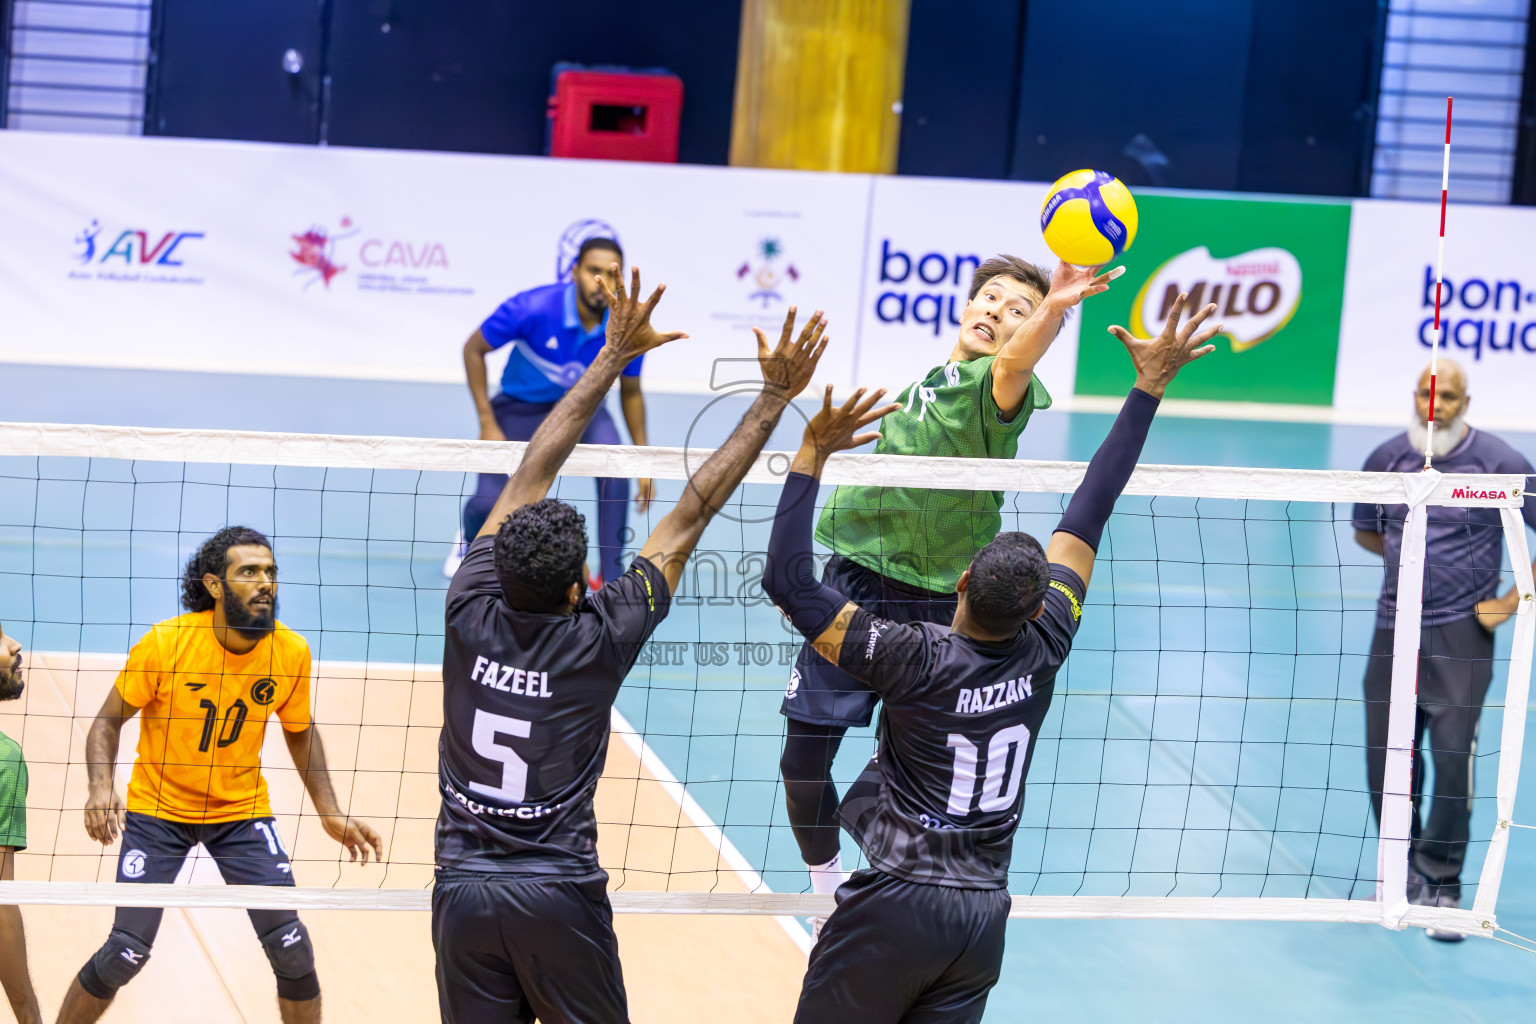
left=0, top=729, right=26, bottom=850
left=815, top=355, right=1049, bottom=592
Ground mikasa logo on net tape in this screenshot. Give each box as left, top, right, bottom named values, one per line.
left=1131, top=246, right=1302, bottom=352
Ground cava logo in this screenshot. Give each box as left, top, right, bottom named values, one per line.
left=1131, top=246, right=1301, bottom=353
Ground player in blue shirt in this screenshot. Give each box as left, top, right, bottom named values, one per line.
left=453, top=237, right=651, bottom=585
left=1353, top=359, right=1536, bottom=940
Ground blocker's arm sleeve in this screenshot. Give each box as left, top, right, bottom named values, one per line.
left=763, top=472, right=849, bottom=641
left=1055, top=387, right=1159, bottom=552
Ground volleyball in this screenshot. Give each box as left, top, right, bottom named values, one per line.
left=1039, top=169, right=1139, bottom=266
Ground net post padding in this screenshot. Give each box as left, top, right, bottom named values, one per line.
left=1376, top=471, right=1440, bottom=929
left=1472, top=505, right=1536, bottom=923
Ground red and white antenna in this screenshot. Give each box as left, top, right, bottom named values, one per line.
left=1423, top=96, right=1453, bottom=469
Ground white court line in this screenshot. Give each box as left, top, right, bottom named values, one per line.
left=609, top=706, right=812, bottom=955
left=18, top=653, right=811, bottom=955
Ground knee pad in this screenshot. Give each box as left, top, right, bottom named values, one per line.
left=780, top=727, right=842, bottom=781
left=79, top=929, right=153, bottom=998
left=259, top=919, right=319, bottom=1001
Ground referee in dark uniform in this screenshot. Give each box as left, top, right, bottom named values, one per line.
left=1353, top=359, right=1536, bottom=940
left=764, top=297, right=1217, bottom=1023
left=432, top=268, right=831, bottom=1023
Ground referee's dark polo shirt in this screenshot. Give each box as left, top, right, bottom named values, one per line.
left=1352, top=428, right=1536, bottom=629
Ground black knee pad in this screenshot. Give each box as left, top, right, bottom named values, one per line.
left=259, top=919, right=319, bottom=1001
left=780, top=723, right=844, bottom=781
left=79, top=929, right=153, bottom=999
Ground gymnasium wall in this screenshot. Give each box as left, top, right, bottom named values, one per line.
left=0, top=131, right=1528, bottom=427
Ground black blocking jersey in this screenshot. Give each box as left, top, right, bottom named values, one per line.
left=836, top=564, right=1085, bottom=889
left=436, top=536, right=670, bottom=878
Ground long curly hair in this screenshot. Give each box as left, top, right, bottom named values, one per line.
left=494, top=500, right=587, bottom=612
left=181, top=526, right=272, bottom=612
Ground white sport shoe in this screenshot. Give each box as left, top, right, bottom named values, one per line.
left=442, top=529, right=467, bottom=579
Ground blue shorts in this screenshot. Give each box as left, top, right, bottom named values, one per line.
left=779, top=555, right=958, bottom=728
left=116, top=811, right=296, bottom=887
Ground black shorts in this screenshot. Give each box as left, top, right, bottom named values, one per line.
left=117, top=811, right=296, bottom=887
left=795, top=869, right=1010, bottom=1024
left=432, top=872, right=626, bottom=1024
left=780, top=555, right=958, bottom=728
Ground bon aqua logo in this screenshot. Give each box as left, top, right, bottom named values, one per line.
left=1418, top=267, right=1536, bottom=360
left=872, top=240, right=984, bottom=336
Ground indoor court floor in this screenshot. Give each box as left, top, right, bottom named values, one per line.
left=1, top=363, right=1533, bottom=1023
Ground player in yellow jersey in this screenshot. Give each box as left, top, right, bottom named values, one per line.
left=56, top=527, right=383, bottom=1024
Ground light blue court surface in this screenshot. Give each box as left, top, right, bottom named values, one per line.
left=4, top=362, right=1535, bottom=1022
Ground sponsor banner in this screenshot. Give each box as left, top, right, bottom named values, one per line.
left=1336, top=199, right=1536, bottom=424
left=0, top=132, right=866, bottom=392
left=1074, top=193, right=1352, bottom=406
left=854, top=176, right=1080, bottom=400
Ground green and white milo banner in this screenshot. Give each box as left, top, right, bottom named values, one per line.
left=1075, top=193, right=1352, bottom=405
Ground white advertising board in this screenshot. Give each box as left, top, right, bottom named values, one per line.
left=0, top=131, right=868, bottom=394
left=1336, top=198, right=1536, bottom=428
left=856, top=175, right=1079, bottom=401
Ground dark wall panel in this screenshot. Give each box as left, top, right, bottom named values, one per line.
left=1010, top=0, right=1256, bottom=190
left=324, top=0, right=741, bottom=163
left=147, top=0, right=324, bottom=143
left=896, top=0, right=1023, bottom=179
left=1238, top=0, right=1384, bottom=196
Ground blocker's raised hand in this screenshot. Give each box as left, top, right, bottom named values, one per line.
left=754, top=305, right=828, bottom=399
left=598, top=265, right=688, bottom=359
left=1108, top=292, right=1221, bottom=399
left=793, top=385, right=900, bottom=476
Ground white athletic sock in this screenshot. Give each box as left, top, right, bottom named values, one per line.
left=808, top=853, right=846, bottom=895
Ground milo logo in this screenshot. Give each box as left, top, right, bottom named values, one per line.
left=1130, top=246, right=1302, bottom=353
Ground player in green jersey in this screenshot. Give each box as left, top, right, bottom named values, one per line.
left=778, top=254, right=1118, bottom=905
left=0, top=622, right=41, bottom=1024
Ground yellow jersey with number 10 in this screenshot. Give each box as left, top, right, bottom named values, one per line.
left=115, top=610, right=312, bottom=823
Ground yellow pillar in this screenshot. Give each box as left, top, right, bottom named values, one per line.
left=730, top=0, right=911, bottom=174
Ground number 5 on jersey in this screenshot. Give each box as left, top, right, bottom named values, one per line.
left=469, top=709, right=531, bottom=803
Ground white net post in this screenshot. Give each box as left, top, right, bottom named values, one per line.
left=1471, top=503, right=1536, bottom=922
left=1375, top=471, right=1437, bottom=929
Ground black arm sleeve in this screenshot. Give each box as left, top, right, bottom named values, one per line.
left=762, top=471, right=849, bottom=640
left=1055, top=388, right=1159, bottom=552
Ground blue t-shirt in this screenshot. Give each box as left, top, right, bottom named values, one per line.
left=481, top=282, right=642, bottom=403
left=1352, top=428, right=1536, bottom=627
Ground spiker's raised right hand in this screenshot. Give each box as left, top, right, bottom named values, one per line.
left=598, top=265, right=689, bottom=360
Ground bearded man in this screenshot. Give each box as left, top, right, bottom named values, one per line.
left=1352, top=358, right=1536, bottom=939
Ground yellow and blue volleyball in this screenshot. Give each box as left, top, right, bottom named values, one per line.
left=1039, top=169, right=1138, bottom=267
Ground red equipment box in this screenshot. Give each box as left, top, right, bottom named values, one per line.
left=547, top=69, right=684, bottom=163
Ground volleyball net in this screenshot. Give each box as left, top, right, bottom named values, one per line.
left=0, top=418, right=1528, bottom=944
